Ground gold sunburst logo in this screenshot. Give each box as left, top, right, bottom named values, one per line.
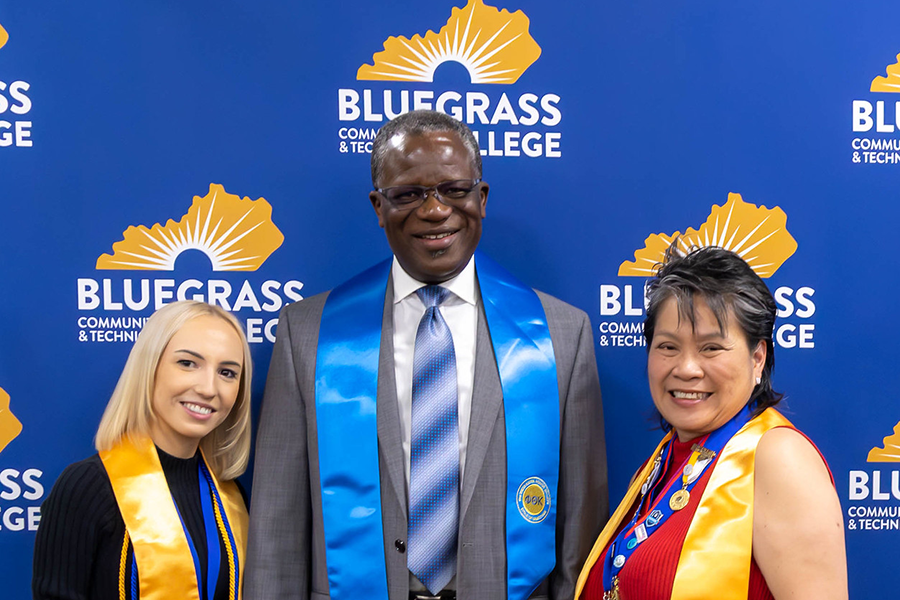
left=357, top=0, right=541, bottom=84
left=618, top=193, right=798, bottom=278
left=96, top=184, right=284, bottom=271
left=0, top=386, right=23, bottom=454
left=0, top=21, right=9, bottom=50
left=868, top=421, right=900, bottom=462
left=871, top=53, right=900, bottom=92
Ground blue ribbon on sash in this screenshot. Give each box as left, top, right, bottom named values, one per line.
left=601, top=404, right=753, bottom=592
left=315, top=253, right=560, bottom=600
left=173, top=467, right=220, bottom=600
left=476, top=252, right=560, bottom=600
left=315, top=259, right=393, bottom=600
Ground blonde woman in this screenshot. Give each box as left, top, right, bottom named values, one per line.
left=33, top=301, right=252, bottom=600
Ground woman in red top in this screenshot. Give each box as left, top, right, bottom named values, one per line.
left=577, top=245, right=846, bottom=600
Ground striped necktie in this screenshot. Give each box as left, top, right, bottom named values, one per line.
left=408, top=285, right=459, bottom=594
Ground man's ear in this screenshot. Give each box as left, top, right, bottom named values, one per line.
left=478, top=181, right=489, bottom=218
left=369, top=191, right=386, bottom=228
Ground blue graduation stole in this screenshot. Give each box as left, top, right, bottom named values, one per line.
left=314, top=252, right=560, bottom=600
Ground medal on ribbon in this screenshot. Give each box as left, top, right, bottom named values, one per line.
left=599, top=405, right=753, bottom=596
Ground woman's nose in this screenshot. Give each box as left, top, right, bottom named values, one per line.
left=672, top=352, right=703, bottom=379
left=193, top=369, right=217, bottom=397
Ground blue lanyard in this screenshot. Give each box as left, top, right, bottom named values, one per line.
left=130, top=461, right=227, bottom=600
left=602, top=405, right=753, bottom=593
left=201, top=463, right=221, bottom=599
left=175, top=462, right=221, bottom=600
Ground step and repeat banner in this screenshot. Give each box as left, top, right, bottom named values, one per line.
left=1, top=1, right=898, bottom=597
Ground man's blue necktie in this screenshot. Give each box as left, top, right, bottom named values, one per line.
left=408, top=285, right=459, bottom=594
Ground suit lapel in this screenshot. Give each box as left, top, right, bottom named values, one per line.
left=377, top=277, right=408, bottom=518
left=460, top=304, right=503, bottom=519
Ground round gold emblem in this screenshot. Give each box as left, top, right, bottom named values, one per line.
left=669, top=489, right=690, bottom=511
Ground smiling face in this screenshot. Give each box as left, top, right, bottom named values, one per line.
left=369, top=129, right=488, bottom=284
left=647, top=295, right=766, bottom=442
left=148, top=315, right=244, bottom=458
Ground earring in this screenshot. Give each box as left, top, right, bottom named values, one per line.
left=755, top=376, right=761, bottom=385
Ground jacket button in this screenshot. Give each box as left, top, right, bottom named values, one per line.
left=394, top=539, right=406, bottom=553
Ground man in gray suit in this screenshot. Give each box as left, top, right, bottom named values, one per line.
left=245, top=110, right=607, bottom=600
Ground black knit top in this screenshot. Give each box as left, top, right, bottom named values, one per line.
left=33, top=448, right=243, bottom=600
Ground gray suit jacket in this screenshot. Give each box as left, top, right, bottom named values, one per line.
left=245, top=277, right=607, bottom=600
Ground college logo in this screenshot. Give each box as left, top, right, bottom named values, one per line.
left=0, top=20, right=34, bottom=148
left=516, top=476, right=551, bottom=523
left=338, top=0, right=562, bottom=158
left=357, top=0, right=540, bottom=84
left=618, top=193, right=797, bottom=279
left=871, top=55, right=900, bottom=93
left=851, top=52, right=900, bottom=165
left=0, top=385, right=43, bottom=533
left=868, top=422, right=900, bottom=462
left=77, top=184, right=303, bottom=344
left=0, top=386, right=22, bottom=454
left=847, top=420, right=900, bottom=532
left=96, top=183, right=284, bottom=271
left=599, top=193, right=816, bottom=350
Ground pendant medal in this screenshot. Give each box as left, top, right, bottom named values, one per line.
left=669, top=488, right=690, bottom=510
left=604, top=575, right=621, bottom=600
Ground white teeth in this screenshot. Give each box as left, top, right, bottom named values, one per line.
left=422, top=232, right=452, bottom=239
left=672, top=391, right=709, bottom=400
left=183, top=402, right=212, bottom=415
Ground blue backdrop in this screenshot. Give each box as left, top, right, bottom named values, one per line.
left=1, top=1, right=898, bottom=598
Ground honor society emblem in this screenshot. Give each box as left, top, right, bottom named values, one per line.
left=517, top=476, right=551, bottom=523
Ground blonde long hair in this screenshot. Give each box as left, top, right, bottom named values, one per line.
left=95, top=301, right=252, bottom=480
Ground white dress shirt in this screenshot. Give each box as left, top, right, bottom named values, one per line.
left=391, top=255, right=478, bottom=488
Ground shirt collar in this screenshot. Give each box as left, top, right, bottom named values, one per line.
left=391, top=255, right=477, bottom=306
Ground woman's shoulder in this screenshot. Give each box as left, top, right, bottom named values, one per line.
left=755, top=424, right=832, bottom=481
left=753, top=424, right=839, bottom=526
left=49, top=454, right=110, bottom=494
left=43, top=454, right=120, bottom=528
left=34, top=456, right=126, bottom=599
left=751, top=423, right=847, bottom=598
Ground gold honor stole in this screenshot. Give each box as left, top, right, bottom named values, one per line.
left=575, top=408, right=793, bottom=600
left=100, top=435, right=248, bottom=600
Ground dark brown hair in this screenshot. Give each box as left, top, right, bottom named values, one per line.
left=644, top=244, right=783, bottom=421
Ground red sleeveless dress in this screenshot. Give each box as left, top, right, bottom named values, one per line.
left=581, top=436, right=775, bottom=600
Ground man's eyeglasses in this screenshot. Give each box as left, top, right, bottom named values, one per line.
left=376, top=178, right=482, bottom=209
